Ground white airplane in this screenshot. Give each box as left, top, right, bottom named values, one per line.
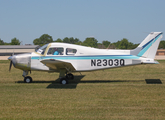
left=8, top=32, right=163, bottom=84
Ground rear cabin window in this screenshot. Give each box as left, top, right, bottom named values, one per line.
left=66, top=48, right=77, bottom=55
left=47, top=47, right=64, bottom=55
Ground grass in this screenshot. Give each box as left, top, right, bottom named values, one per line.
left=0, top=60, right=165, bottom=119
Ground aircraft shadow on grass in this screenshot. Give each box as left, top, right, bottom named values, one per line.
left=16, top=75, right=85, bottom=89
left=145, top=79, right=162, bottom=84
left=46, top=75, right=85, bottom=89
left=16, top=76, right=162, bottom=89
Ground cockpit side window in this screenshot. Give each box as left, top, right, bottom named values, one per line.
left=66, top=48, right=77, bottom=55
left=47, top=47, right=64, bottom=55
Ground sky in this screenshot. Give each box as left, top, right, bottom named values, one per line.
left=0, top=0, right=165, bottom=45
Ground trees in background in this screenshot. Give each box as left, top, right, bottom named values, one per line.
left=62, top=37, right=80, bottom=44
left=82, top=37, right=98, bottom=48
left=1, top=34, right=165, bottom=49
left=102, top=40, right=111, bottom=48
left=54, top=37, right=81, bottom=45
left=113, top=38, right=138, bottom=49
left=54, top=37, right=97, bottom=48
left=11, top=38, right=21, bottom=45
left=33, top=34, right=165, bottom=49
left=0, top=39, right=4, bottom=45
left=33, top=34, right=53, bottom=46
left=0, top=38, right=21, bottom=45
left=158, top=40, right=165, bottom=49
left=55, top=38, right=63, bottom=43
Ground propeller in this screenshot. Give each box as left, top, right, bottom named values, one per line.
left=9, top=60, right=12, bottom=71
left=8, top=56, right=13, bottom=72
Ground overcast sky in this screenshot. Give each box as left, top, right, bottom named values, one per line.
left=0, top=0, right=165, bottom=45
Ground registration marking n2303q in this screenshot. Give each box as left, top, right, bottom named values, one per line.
left=91, top=59, right=125, bottom=66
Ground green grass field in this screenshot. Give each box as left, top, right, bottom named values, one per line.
left=0, top=60, right=165, bottom=119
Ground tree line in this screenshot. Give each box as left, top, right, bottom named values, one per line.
left=1, top=34, right=165, bottom=49
left=33, top=34, right=139, bottom=49
left=0, top=38, right=21, bottom=45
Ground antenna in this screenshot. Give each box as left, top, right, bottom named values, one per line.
left=106, top=43, right=111, bottom=49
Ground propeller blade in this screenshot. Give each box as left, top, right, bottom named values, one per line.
left=9, top=61, right=12, bottom=71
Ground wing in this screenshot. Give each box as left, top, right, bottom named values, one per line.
left=40, top=59, right=76, bottom=72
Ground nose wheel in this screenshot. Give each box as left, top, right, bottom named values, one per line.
left=24, top=76, right=33, bottom=83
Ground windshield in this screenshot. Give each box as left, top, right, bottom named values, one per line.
left=36, top=44, right=49, bottom=55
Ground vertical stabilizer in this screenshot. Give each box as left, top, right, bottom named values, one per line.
left=131, top=32, right=163, bottom=59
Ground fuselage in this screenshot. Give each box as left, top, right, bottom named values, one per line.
left=10, top=42, right=153, bottom=72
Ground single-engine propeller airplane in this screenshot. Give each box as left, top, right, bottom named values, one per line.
left=8, top=32, right=163, bottom=84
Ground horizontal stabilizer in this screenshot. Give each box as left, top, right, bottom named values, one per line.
left=142, top=60, right=159, bottom=64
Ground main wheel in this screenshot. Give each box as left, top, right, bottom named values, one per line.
left=60, top=77, right=68, bottom=84
left=24, top=76, right=32, bottom=83
left=66, top=73, right=74, bottom=80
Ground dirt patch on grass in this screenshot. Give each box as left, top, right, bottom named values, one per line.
left=0, top=56, right=10, bottom=60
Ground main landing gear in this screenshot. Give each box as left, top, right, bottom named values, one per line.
left=60, top=73, right=74, bottom=85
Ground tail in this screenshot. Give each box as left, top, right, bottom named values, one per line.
left=131, top=32, right=163, bottom=59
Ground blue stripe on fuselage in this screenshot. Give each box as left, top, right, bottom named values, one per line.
left=31, top=55, right=139, bottom=60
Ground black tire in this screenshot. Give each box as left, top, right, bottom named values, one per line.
left=60, top=78, right=68, bottom=84
left=66, top=73, right=74, bottom=80
left=24, top=76, right=32, bottom=83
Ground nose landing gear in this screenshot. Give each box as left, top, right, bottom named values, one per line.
left=22, top=71, right=33, bottom=83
